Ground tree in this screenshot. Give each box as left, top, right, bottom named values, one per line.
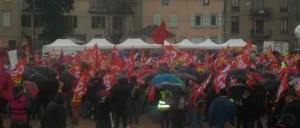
left=26, top=0, right=75, bottom=44
left=92, top=0, right=137, bottom=44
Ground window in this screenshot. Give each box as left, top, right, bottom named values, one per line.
left=153, top=14, right=161, bottom=25
left=210, top=15, right=217, bottom=27
left=74, top=34, right=86, bottom=42
left=203, top=0, right=209, bottom=5
left=231, top=0, right=239, bottom=11
left=2, top=12, right=11, bottom=27
left=113, top=16, right=123, bottom=29
left=21, top=14, right=31, bottom=27
left=169, top=14, right=177, bottom=28
left=231, top=16, right=239, bottom=33
left=280, top=0, right=288, bottom=12
left=162, top=0, right=169, bottom=5
left=280, top=17, right=288, bottom=33
left=91, top=16, right=105, bottom=28
left=254, top=0, right=263, bottom=9
left=195, top=15, right=202, bottom=27
left=64, top=15, right=77, bottom=28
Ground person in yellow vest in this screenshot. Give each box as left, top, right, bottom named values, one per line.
left=157, top=90, right=172, bottom=128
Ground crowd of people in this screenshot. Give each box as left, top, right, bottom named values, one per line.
left=0, top=43, right=300, bottom=128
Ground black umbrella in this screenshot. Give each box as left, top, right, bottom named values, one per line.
left=259, top=79, right=281, bottom=92
left=260, top=71, right=277, bottom=79
left=23, top=67, right=39, bottom=80
left=227, top=69, right=249, bottom=80
left=158, top=82, right=186, bottom=92
left=34, top=66, right=57, bottom=78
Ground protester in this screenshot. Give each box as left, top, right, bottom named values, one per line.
left=240, top=88, right=256, bottom=128
left=94, top=89, right=112, bottom=128
left=157, top=90, right=172, bottom=128
left=276, top=91, right=300, bottom=128
left=208, top=89, right=235, bottom=128
left=127, top=76, right=141, bottom=124
left=1, top=85, right=28, bottom=128
left=110, top=77, right=130, bottom=128
left=41, top=93, right=67, bottom=128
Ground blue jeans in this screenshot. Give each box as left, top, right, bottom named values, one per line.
left=191, top=109, right=203, bottom=128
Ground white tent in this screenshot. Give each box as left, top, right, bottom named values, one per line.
left=85, top=38, right=115, bottom=49
left=42, top=39, right=84, bottom=55
left=117, top=38, right=160, bottom=49
left=197, top=39, right=220, bottom=49
left=176, top=39, right=197, bottom=48
left=219, top=39, right=247, bottom=47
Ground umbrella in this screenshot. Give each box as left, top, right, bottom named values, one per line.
left=23, top=67, right=39, bottom=80
left=260, top=71, right=277, bottom=79
left=227, top=69, right=249, bottom=80
left=22, top=80, right=39, bottom=98
left=34, top=66, right=57, bottom=78
left=142, top=73, right=158, bottom=83
left=131, top=69, right=157, bottom=79
left=151, top=74, right=186, bottom=92
left=174, top=73, right=198, bottom=81
left=259, top=79, right=281, bottom=92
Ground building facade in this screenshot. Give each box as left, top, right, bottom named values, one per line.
left=224, top=0, right=299, bottom=52
left=139, top=0, right=224, bottom=44
left=21, top=0, right=136, bottom=50
left=0, top=0, right=22, bottom=50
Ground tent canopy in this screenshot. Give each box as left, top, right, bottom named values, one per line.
left=176, top=39, right=197, bottom=48
left=197, top=39, right=220, bottom=49
left=116, top=38, right=160, bottom=49
left=43, top=39, right=84, bottom=55
left=85, top=38, right=115, bottom=49
left=220, top=39, right=246, bottom=47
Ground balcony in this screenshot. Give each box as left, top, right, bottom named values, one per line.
left=251, top=8, right=272, bottom=17
left=251, top=29, right=271, bottom=37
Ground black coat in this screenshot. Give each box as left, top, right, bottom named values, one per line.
left=41, top=94, right=66, bottom=128
left=94, top=96, right=112, bottom=128
left=110, top=83, right=130, bottom=109
left=280, top=100, right=300, bottom=127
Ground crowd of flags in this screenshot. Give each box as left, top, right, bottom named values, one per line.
left=1, top=21, right=300, bottom=104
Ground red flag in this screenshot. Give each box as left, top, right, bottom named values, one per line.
left=9, top=59, right=26, bottom=84
left=214, top=64, right=231, bottom=94
left=196, top=75, right=212, bottom=97
left=266, top=45, right=277, bottom=63
left=277, top=72, right=288, bottom=100
left=147, top=85, right=156, bottom=102
left=110, top=47, right=123, bottom=74
left=242, top=40, right=253, bottom=56
left=151, top=21, right=168, bottom=44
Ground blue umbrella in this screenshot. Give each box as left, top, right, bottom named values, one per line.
left=151, top=74, right=186, bottom=92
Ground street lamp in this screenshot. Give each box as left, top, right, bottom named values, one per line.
left=294, top=24, right=300, bottom=48
left=32, top=0, right=36, bottom=53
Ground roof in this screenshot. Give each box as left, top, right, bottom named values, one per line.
left=131, top=25, right=176, bottom=38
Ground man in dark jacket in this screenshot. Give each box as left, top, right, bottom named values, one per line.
left=110, top=77, right=130, bottom=128
left=95, top=89, right=112, bottom=128
left=41, top=93, right=67, bottom=128
left=208, top=89, right=236, bottom=128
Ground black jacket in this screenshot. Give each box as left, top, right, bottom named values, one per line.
left=41, top=93, right=67, bottom=128
left=110, top=83, right=130, bottom=109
